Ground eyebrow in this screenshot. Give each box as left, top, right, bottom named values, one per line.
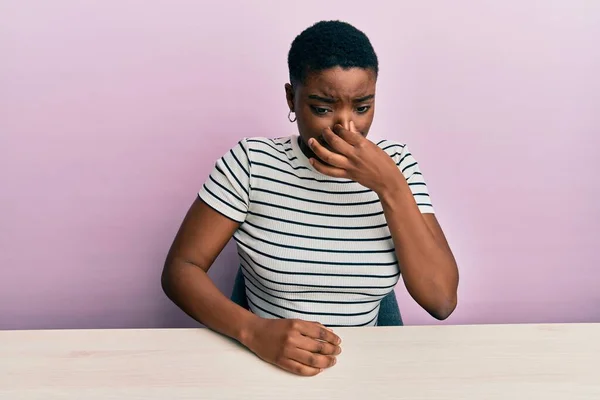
left=308, top=95, right=336, bottom=104
left=354, top=94, right=375, bottom=102
left=308, top=94, right=375, bottom=103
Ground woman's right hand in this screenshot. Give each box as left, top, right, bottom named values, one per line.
left=243, top=318, right=342, bottom=376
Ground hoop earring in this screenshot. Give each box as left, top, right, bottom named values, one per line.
left=288, top=110, right=297, bottom=123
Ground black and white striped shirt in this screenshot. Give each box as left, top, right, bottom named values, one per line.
left=199, top=135, right=434, bottom=327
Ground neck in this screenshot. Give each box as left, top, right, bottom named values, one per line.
left=298, top=136, right=317, bottom=161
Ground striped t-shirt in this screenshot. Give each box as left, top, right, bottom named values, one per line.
left=199, top=135, right=434, bottom=327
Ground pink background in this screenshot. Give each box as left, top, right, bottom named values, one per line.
left=1, top=1, right=599, bottom=330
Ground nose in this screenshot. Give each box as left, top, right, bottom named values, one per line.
left=333, top=110, right=352, bottom=132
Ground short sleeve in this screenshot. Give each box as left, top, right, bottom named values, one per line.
left=382, top=141, right=435, bottom=214
left=198, top=139, right=251, bottom=223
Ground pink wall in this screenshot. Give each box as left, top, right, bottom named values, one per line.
left=1, top=1, right=599, bottom=330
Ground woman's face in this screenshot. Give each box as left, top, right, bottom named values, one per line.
left=285, top=67, right=377, bottom=156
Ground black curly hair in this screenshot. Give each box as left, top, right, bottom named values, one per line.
left=287, top=20, right=379, bottom=88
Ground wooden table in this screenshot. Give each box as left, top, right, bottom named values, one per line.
left=1, top=323, right=599, bottom=399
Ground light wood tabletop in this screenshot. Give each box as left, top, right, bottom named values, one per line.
left=1, top=323, right=599, bottom=399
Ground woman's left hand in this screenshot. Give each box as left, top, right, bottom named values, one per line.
left=308, top=121, right=402, bottom=195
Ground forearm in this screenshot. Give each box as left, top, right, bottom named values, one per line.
left=378, top=179, right=458, bottom=320
left=161, top=260, right=259, bottom=345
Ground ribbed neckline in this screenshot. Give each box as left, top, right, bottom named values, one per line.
left=289, top=134, right=315, bottom=171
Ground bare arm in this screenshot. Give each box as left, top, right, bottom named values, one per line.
left=161, top=196, right=341, bottom=376
left=379, top=185, right=458, bottom=320
left=161, top=197, right=257, bottom=343
left=307, top=122, right=459, bottom=320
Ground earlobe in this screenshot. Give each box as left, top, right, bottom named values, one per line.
left=288, top=110, right=297, bottom=123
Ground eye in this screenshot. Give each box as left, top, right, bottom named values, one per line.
left=356, top=105, right=371, bottom=114
left=310, top=106, right=331, bottom=115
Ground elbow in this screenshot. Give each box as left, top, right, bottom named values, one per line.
left=160, top=258, right=200, bottom=299
left=161, top=264, right=175, bottom=299
left=429, top=294, right=457, bottom=321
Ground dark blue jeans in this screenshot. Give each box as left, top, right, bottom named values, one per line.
left=230, top=267, right=403, bottom=326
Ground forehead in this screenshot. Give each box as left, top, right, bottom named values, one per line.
left=300, top=67, right=376, bottom=97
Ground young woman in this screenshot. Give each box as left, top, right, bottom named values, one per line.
left=162, top=20, right=459, bottom=377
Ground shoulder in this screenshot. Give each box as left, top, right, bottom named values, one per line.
left=236, top=136, right=296, bottom=163
left=216, top=136, right=296, bottom=174
left=219, top=136, right=291, bottom=158
left=242, top=136, right=294, bottom=151
left=374, top=138, right=409, bottom=161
